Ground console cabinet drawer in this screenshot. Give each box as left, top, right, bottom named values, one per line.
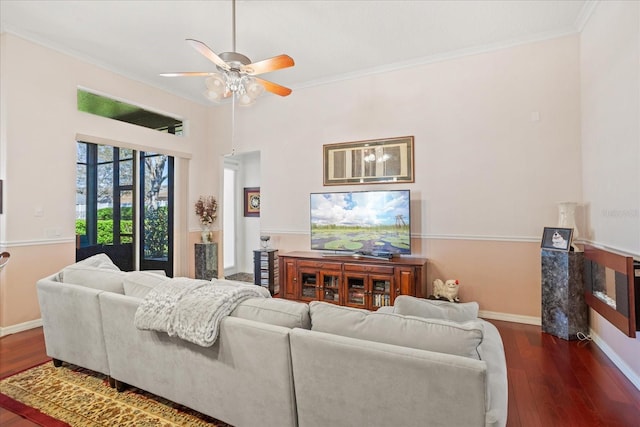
left=297, top=260, right=342, bottom=270
left=344, top=263, right=394, bottom=275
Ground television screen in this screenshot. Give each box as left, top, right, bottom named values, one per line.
left=310, top=189, right=411, bottom=255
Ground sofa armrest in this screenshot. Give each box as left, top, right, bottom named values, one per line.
left=36, top=278, right=110, bottom=375
left=477, top=320, right=508, bottom=427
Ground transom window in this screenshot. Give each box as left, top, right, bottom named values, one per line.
left=77, top=89, right=183, bottom=135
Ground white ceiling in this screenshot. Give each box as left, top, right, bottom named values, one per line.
left=0, top=0, right=592, bottom=105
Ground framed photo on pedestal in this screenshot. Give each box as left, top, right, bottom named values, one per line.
left=541, top=227, right=573, bottom=252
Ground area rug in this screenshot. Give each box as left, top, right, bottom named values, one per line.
left=0, top=361, right=232, bottom=426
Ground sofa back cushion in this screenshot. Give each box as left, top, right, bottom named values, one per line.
left=231, top=298, right=311, bottom=329
left=123, top=271, right=169, bottom=298
left=61, top=264, right=126, bottom=293
left=393, top=295, right=479, bottom=322
left=309, top=301, right=483, bottom=359
left=68, top=253, right=120, bottom=271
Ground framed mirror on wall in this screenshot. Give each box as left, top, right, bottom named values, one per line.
left=323, top=136, right=414, bottom=186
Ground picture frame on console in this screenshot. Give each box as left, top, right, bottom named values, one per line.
left=323, top=136, right=414, bottom=185
left=541, top=227, right=573, bottom=252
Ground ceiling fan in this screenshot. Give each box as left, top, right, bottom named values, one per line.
left=161, top=0, right=294, bottom=105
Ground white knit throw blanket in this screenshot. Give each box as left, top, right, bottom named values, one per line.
left=134, top=278, right=269, bottom=347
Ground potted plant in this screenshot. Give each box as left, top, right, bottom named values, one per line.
left=195, top=196, right=218, bottom=243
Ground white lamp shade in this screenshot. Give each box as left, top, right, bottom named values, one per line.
left=245, top=80, right=265, bottom=98
left=237, top=92, right=256, bottom=106
left=203, top=89, right=223, bottom=101
left=205, top=74, right=226, bottom=95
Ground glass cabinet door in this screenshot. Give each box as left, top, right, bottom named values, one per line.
left=299, top=269, right=318, bottom=301
left=371, top=275, right=392, bottom=308
left=319, top=272, right=341, bottom=303
left=346, top=274, right=367, bottom=308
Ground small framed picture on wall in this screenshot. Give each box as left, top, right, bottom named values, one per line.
left=244, top=187, right=260, bottom=217
left=541, top=227, right=573, bottom=252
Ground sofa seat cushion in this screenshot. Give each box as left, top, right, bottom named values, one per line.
left=123, top=271, right=169, bottom=298
left=231, top=298, right=311, bottom=329
left=309, top=301, right=484, bottom=359
left=393, top=295, right=479, bottom=322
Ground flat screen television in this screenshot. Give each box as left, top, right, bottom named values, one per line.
left=310, top=189, right=411, bottom=256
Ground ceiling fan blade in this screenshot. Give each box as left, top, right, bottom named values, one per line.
left=160, top=72, right=215, bottom=77
left=255, top=77, right=292, bottom=97
left=242, top=54, right=295, bottom=76
left=186, top=38, right=230, bottom=71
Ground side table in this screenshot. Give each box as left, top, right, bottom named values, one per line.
left=195, top=243, right=218, bottom=280
left=541, top=249, right=588, bottom=340
left=254, top=249, right=279, bottom=295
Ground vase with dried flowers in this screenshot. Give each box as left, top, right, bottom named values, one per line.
left=195, top=196, right=218, bottom=243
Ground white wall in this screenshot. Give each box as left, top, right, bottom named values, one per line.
left=209, top=34, right=583, bottom=323
left=0, top=33, right=218, bottom=327
left=580, top=0, right=640, bottom=387
left=226, top=35, right=582, bottom=245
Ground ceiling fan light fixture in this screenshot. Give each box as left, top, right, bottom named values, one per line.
left=245, top=79, right=265, bottom=99
left=237, top=92, right=256, bottom=107
left=162, top=0, right=293, bottom=104
left=205, top=73, right=226, bottom=94
left=203, top=89, right=223, bottom=102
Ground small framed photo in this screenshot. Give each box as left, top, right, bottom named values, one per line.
left=541, top=227, right=573, bottom=251
left=244, top=187, right=260, bottom=217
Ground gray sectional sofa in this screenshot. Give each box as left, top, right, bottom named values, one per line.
left=36, top=254, right=508, bottom=427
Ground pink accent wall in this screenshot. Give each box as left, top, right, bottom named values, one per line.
left=0, top=243, right=74, bottom=327
left=273, top=234, right=542, bottom=320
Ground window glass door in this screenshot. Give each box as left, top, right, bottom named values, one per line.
left=76, top=142, right=173, bottom=275
left=76, top=143, right=134, bottom=270
left=140, top=152, right=174, bottom=276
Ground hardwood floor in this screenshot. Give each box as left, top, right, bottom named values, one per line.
left=0, top=327, right=48, bottom=427
left=495, top=320, right=639, bottom=427
left=1, top=321, right=639, bottom=426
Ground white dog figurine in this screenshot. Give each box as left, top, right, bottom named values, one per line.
left=551, top=230, right=568, bottom=249
left=432, top=279, right=460, bottom=302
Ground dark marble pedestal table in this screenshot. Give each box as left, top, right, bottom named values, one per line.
left=541, top=250, right=588, bottom=340
left=195, top=243, right=218, bottom=280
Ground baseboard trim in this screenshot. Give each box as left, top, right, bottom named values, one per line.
left=589, top=328, right=640, bottom=392
left=479, top=310, right=541, bottom=326
left=0, top=319, right=43, bottom=337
